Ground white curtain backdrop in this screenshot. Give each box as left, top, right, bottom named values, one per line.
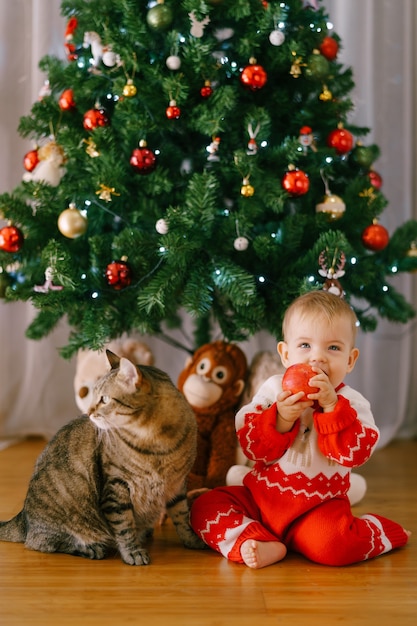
left=0, top=0, right=416, bottom=446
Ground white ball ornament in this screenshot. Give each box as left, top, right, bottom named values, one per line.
left=166, top=55, right=181, bottom=70
left=234, top=236, right=249, bottom=251
left=269, top=30, right=285, bottom=46
left=156, top=218, right=169, bottom=234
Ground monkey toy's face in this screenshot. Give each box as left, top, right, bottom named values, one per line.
left=179, top=345, right=246, bottom=411
left=182, top=354, right=229, bottom=408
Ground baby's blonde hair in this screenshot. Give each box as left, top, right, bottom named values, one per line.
left=282, top=291, right=358, bottom=345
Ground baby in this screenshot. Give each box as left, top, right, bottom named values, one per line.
left=190, top=290, right=410, bottom=568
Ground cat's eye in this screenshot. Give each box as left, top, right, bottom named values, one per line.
left=100, top=395, right=111, bottom=404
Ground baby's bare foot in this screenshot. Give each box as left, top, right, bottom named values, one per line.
left=241, top=539, right=287, bottom=569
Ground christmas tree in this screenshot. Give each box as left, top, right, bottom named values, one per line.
left=1, top=0, right=417, bottom=358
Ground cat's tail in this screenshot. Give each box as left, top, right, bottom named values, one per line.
left=0, top=511, right=26, bottom=542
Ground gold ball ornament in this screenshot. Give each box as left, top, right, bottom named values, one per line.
left=123, top=79, right=137, bottom=97
left=316, top=193, right=346, bottom=220
left=58, top=204, right=88, bottom=238
left=241, top=179, right=255, bottom=197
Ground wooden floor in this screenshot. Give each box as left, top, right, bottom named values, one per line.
left=0, top=437, right=416, bottom=626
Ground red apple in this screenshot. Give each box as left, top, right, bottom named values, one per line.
left=282, top=364, right=319, bottom=398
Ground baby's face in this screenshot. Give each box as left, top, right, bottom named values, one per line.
left=278, top=312, right=359, bottom=389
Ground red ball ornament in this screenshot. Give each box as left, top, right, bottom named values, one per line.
left=200, top=81, right=213, bottom=98
left=368, top=170, right=383, bottom=190
left=59, top=88, right=76, bottom=111
left=166, top=101, right=181, bottom=119
left=282, top=364, right=319, bottom=398
left=327, top=126, right=354, bottom=155
left=130, top=141, right=157, bottom=174
left=0, top=225, right=24, bottom=253
left=240, top=61, right=268, bottom=91
left=281, top=167, right=310, bottom=196
left=105, top=259, right=132, bottom=290
left=83, top=107, right=110, bottom=131
left=319, top=36, right=339, bottom=61
left=362, top=221, right=389, bottom=251
left=23, top=149, right=39, bottom=172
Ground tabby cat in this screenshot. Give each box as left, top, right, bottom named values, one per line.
left=0, top=351, right=205, bottom=565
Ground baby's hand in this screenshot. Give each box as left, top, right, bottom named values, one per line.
left=306, top=367, right=338, bottom=412
left=277, top=389, right=313, bottom=426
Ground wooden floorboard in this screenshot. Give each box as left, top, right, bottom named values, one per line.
left=0, top=437, right=416, bottom=626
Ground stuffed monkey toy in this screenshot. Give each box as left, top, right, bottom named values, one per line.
left=178, top=340, right=247, bottom=492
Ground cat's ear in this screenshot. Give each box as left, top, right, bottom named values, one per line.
left=118, top=357, right=149, bottom=392
left=106, top=349, right=120, bottom=370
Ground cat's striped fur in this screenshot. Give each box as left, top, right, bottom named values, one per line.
left=0, top=351, right=205, bottom=565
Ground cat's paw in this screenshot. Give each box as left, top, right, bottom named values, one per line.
left=71, top=542, right=107, bottom=560
left=120, top=547, right=151, bottom=566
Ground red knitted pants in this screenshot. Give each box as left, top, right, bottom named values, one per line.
left=190, top=486, right=409, bottom=566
